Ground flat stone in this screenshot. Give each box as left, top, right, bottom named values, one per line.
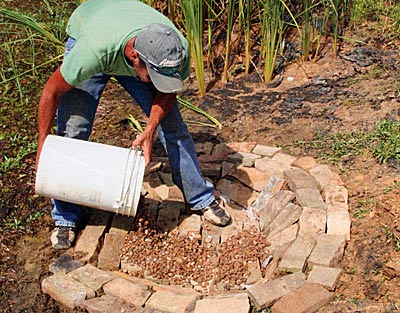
left=268, top=224, right=298, bottom=253
left=97, top=232, right=126, bottom=271
left=142, top=172, right=163, bottom=202
left=227, top=152, right=262, bottom=167
left=299, top=207, right=327, bottom=238
left=79, top=294, right=143, bottom=313
left=292, top=156, right=318, bottom=171
left=157, top=203, right=181, bottom=232
left=178, top=214, right=202, bottom=240
left=110, top=214, right=134, bottom=235
left=307, top=265, right=342, bottom=291
left=308, top=234, right=346, bottom=269
left=49, top=253, right=83, bottom=274
left=259, top=190, right=296, bottom=229
left=246, top=261, right=263, bottom=285
left=227, top=165, right=272, bottom=192
left=309, top=165, right=344, bottom=190
left=278, top=234, right=316, bottom=273
left=145, top=290, right=198, bottom=313
left=103, top=277, right=151, bottom=307
left=221, top=161, right=236, bottom=177
left=202, top=222, right=222, bottom=247
left=144, top=161, right=163, bottom=175
left=283, top=168, right=318, bottom=190
left=200, top=162, right=222, bottom=177
left=252, top=144, right=281, bottom=157
left=324, top=185, right=349, bottom=213
left=195, top=142, right=214, bottom=155
left=247, top=272, right=306, bottom=309
left=326, top=211, right=351, bottom=240
left=216, top=178, right=258, bottom=208
left=272, top=153, right=297, bottom=167
left=295, top=187, right=326, bottom=210
left=120, top=259, right=143, bottom=275
left=213, top=142, right=256, bottom=154
left=74, top=223, right=108, bottom=265
left=152, top=284, right=201, bottom=295
left=194, top=294, right=250, bottom=313
left=249, top=176, right=286, bottom=212
left=158, top=171, right=174, bottom=186
left=254, top=157, right=292, bottom=179
left=41, top=273, right=96, bottom=310
left=268, top=203, right=303, bottom=237
left=68, top=264, right=114, bottom=294
left=271, top=283, right=334, bottom=313
left=168, top=185, right=185, bottom=202
left=154, top=184, right=170, bottom=200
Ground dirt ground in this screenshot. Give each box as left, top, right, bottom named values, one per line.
left=1, top=32, right=400, bottom=312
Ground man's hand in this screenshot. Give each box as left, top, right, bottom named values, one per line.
left=132, top=129, right=155, bottom=166
left=133, top=92, right=176, bottom=167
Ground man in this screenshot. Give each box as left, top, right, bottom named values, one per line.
left=36, top=0, right=231, bottom=249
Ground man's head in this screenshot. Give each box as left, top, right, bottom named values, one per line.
left=134, top=23, right=185, bottom=93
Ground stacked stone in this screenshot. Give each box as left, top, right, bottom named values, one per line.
left=41, top=142, right=351, bottom=313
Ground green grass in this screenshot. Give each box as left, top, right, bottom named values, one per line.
left=294, top=119, right=400, bottom=165
left=353, top=198, right=375, bottom=219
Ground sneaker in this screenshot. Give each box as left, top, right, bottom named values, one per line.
left=51, top=226, right=76, bottom=250
left=199, top=199, right=232, bottom=227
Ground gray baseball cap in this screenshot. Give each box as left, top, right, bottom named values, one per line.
left=135, top=23, right=185, bottom=93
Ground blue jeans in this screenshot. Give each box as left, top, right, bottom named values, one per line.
left=52, top=37, right=215, bottom=227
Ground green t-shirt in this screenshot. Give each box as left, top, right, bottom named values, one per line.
left=61, top=0, right=189, bottom=87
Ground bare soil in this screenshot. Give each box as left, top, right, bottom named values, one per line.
left=1, top=32, right=400, bottom=312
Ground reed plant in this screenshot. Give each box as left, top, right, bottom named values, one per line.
left=180, top=0, right=206, bottom=95
left=221, top=0, right=236, bottom=83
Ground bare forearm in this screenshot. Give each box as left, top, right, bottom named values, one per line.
left=145, top=92, right=176, bottom=133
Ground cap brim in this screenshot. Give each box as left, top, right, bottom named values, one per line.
left=147, top=66, right=184, bottom=93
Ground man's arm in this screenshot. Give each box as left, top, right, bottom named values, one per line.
left=36, top=66, right=74, bottom=168
left=132, top=92, right=176, bottom=166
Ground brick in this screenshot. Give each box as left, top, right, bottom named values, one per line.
left=103, top=277, right=151, bottom=307
left=178, top=214, right=202, bottom=240
left=307, top=265, right=342, bottom=291
left=157, top=203, right=181, bottom=232
left=194, top=294, right=250, bottom=313
left=79, top=294, right=142, bottom=313
left=292, top=156, right=318, bottom=171
left=213, top=142, right=256, bottom=154
left=254, top=157, right=292, bottom=179
left=216, top=178, right=258, bottom=208
left=278, top=234, right=316, bottom=273
left=227, top=152, right=262, bottom=167
left=326, top=211, right=351, bottom=240
left=145, top=290, right=199, bottom=313
left=308, top=234, right=346, bottom=269
left=249, top=176, right=286, bottom=212
left=41, top=273, right=95, bottom=310
left=271, top=283, right=334, bottom=313
left=324, top=185, right=349, bottom=213
left=283, top=168, right=318, bottom=190
left=49, top=253, right=83, bottom=274
left=252, top=144, right=281, bottom=157
left=268, top=224, right=298, bottom=253
left=227, top=165, right=272, bottom=192
left=268, top=203, right=302, bottom=237
left=247, top=272, right=306, bottom=309
left=299, top=207, right=327, bottom=238
left=97, top=232, right=126, bottom=271
left=309, top=165, right=344, bottom=190
left=272, top=153, right=297, bottom=167
left=68, top=264, right=114, bottom=294
left=259, top=190, right=296, bottom=229
left=295, top=187, right=326, bottom=210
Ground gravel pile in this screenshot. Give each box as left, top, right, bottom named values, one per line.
left=121, top=216, right=271, bottom=290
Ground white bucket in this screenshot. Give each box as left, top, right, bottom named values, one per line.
left=35, top=135, right=145, bottom=217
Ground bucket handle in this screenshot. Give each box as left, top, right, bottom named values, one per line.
left=115, top=147, right=143, bottom=215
